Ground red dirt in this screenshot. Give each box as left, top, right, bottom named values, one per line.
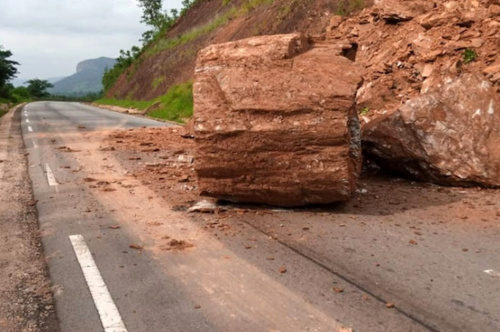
left=108, top=0, right=371, bottom=100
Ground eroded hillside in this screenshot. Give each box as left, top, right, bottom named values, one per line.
left=106, top=0, right=368, bottom=101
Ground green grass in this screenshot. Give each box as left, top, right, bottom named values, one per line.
left=151, top=77, right=165, bottom=89
left=148, top=82, right=193, bottom=122
left=335, top=0, right=366, bottom=16
left=0, top=110, right=6, bottom=118
left=96, top=82, right=193, bottom=123
left=146, top=0, right=274, bottom=56
left=463, top=49, right=477, bottom=64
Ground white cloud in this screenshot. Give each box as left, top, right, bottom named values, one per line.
left=0, top=0, right=184, bottom=79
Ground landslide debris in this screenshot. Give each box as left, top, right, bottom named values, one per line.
left=190, top=0, right=500, bottom=205
left=327, top=0, right=500, bottom=113
left=325, top=0, right=500, bottom=186
left=193, top=33, right=364, bottom=207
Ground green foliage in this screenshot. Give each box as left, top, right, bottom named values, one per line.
left=0, top=84, right=32, bottom=104
left=49, top=91, right=104, bottom=102
left=148, top=82, right=193, bottom=122
left=239, top=0, right=274, bottom=15
left=463, top=49, right=477, bottom=64
left=102, top=46, right=142, bottom=93
left=26, top=79, right=54, bottom=98
left=9, top=86, right=31, bottom=102
left=148, top=0, right=273, bottom=56
left=103, top=0, right=202, bottom=93
left=104, top=0, right=273, bottom=95
left=222, top=0, right=232, bottom=5
left=96, top=82, right=193, bottom=123
left=335, top=0, right=366, bottom=16
left=151, top=77, right=165, bottom=89
left=137, top=0, right=165, bottom=30
left=360, top=106, right=370, bottom=115
left=0, top=46, right=19, bottom=88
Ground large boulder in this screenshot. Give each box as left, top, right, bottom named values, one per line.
left=363, top=73, right=500, bottom=187
left=193, top=34, right=364, bottom=207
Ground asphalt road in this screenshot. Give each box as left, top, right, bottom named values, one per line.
left=20, top=101, right=500, bottom=332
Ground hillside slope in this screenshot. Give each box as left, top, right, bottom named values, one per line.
left=51, top=57, right=116, bottom=96
left=106, top=0, right=366, bottom=101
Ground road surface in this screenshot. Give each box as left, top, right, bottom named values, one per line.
left=20, top=101, right=500, bottom=332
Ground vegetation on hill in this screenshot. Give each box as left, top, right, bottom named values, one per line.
left=102, top=0, right=201, bottom=96
left=97, top=82, right=193, bottom=123
left=99, top=0, right=369, bottom=123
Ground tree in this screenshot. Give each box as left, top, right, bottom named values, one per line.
left=26, top=79, right=53, bottom=98
left=137, top=0, right=166, bottom=30
left=0, top=46, right=19, bottom=88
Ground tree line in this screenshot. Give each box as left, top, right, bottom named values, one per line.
left=0, top=46, right=55, bottom=104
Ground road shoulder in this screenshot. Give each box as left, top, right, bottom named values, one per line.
left=0, top=105, right=59, bottom=332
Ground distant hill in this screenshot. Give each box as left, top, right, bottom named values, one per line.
left=50, top=57, right=116, bottom=96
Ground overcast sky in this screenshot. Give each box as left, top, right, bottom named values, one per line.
left=0, top=0, right=184, bottom=80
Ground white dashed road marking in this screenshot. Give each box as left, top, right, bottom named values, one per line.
left=26, top=119, right=30, bottom=123
left=44, top=163, right=58, bottom=186
left=28, top=126, right=33, bottom=132
left=69, top=235, right=128, bottom=332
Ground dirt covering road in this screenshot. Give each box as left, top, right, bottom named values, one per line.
left=6, top=100, right=500, bottom=331
left=102, top=126, right=500, bottom=332
left=0, top=106, right=59, bottom=332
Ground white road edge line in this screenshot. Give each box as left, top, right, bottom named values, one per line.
left=484, top=269, right=500, bottom=278
left=69, top=235, right=128, bottom=332
left=44, top=163, right=58, bottom=186
left=26, top=119, right=30, bottom=123
left=28, top=126, right=33, bottom=132
left=32, top=139, right=37, bottom=148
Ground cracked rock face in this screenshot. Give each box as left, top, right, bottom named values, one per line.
left=363, top=73, right=500, bottom=187
left=193, top=33, right=364, bottom=207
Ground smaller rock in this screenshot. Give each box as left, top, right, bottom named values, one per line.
left=333, top=287, right=344, bottom=293
left=329, top=15, right=343, bottom=29
left=337, top=327, right=353, bottom=332
left=375, top=0, right=434, bottom=22
left=483, top=64, right=500, bottom=76
left=421, top=64, right=434, bottom=78
left=279, top=266, right=287, bottom=274
left=188, top=200, right=223, bottom=213
left=129, top=244, right=143, bottom=250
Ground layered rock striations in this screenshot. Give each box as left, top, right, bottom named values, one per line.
left=193, top=34, right=364, bottom=206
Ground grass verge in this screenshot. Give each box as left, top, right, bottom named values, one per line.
left=96, top=82, right=193, bottom=123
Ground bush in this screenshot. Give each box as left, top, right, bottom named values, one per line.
left=463, top=49, right=477, bottom=64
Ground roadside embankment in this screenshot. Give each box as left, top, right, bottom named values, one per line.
left=0, top=104, right=59, bottom=332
